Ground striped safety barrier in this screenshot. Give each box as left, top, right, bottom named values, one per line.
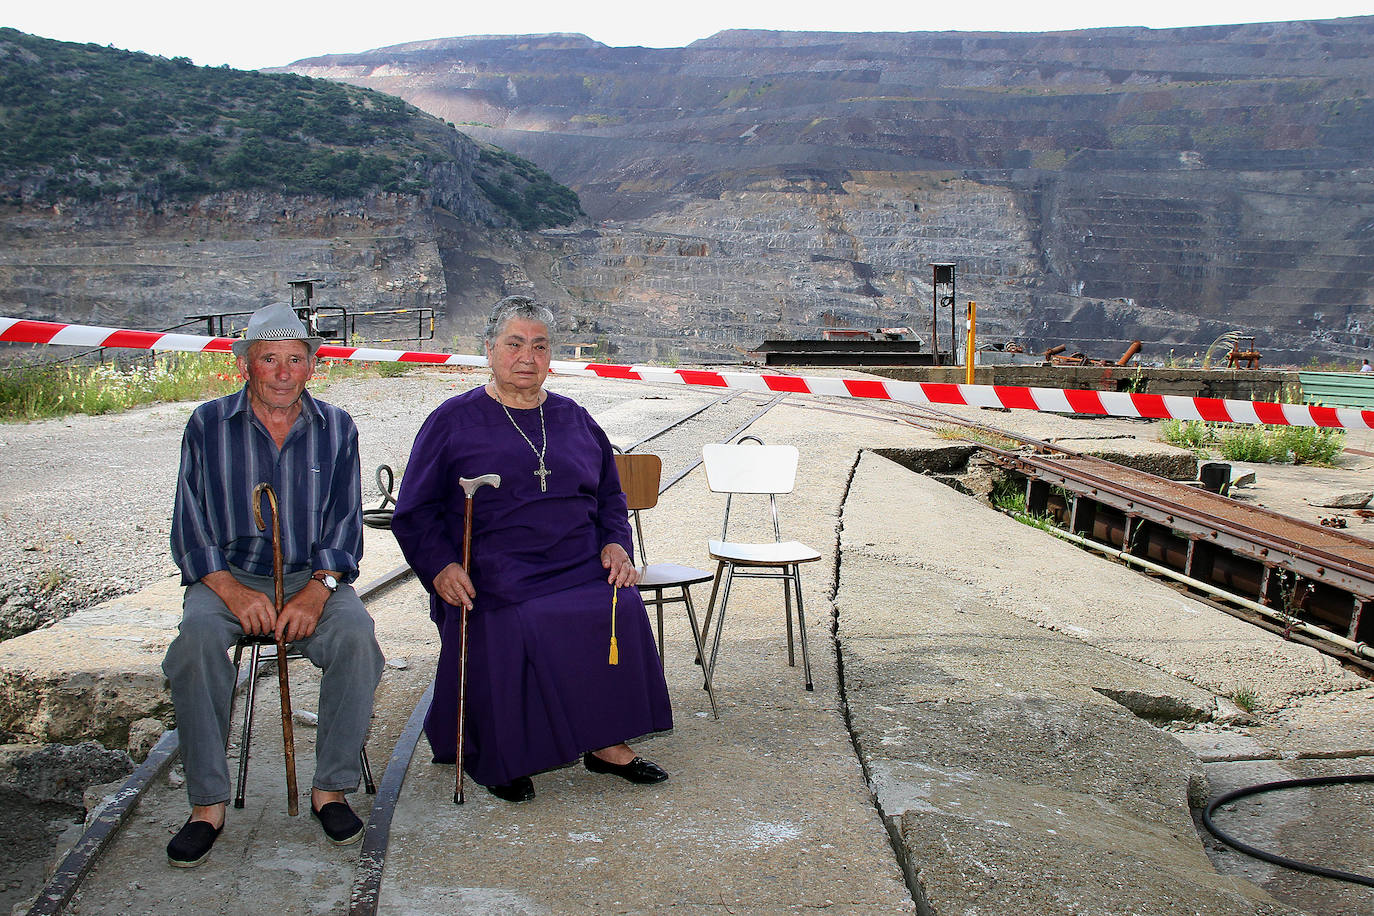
left=2, top=316, right=1371, bottom=430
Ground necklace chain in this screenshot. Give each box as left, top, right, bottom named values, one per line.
left=497, top=392, right=550, bottom=492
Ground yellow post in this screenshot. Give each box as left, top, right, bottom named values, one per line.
left=965, top=301, right=977, bottom=385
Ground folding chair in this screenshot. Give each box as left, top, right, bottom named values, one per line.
left=700, top=437, right=821, bottom=691
left=614, top=452, right=719, bottom=718
left=228, top=635, right=376, bottom=809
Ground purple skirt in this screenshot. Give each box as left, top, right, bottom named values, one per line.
left=425, top=578, right=673, bottom=786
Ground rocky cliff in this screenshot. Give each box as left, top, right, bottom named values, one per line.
left=0, top=30, right=579, bottom=351
left=282, top=20, right=1374, bottom=364
left=0, top=190, right=539, bottom=348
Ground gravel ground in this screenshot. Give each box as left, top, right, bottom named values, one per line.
left=3, top=367, right=1373, bottom=643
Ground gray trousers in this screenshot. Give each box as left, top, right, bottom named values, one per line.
left=162, top=567, right=385, bottom=806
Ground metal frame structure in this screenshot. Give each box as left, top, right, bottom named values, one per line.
left=185, top=279, right=435, bottom=347
left=989, top=449, right=1374, bottom=650
left=931, top=262, right=957, bottom=366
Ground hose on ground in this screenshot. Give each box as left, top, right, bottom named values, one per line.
left=1201, top=773, right=1374, bottom=887
left=362, top=464, right=396, bottom=529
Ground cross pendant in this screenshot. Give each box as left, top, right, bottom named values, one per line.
left=534, top=460, right=550, bottom=492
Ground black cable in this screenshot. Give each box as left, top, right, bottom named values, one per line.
left=1201, top=773, right=1374, bottom=887
left=362, top=464, right=396, bottom=529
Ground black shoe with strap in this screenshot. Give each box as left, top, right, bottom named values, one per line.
left=583, top=753, right=669, bottom=784
left=485, top=775, right=536, bottom=802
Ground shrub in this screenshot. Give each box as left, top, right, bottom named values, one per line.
left=1217, top=425, right=1274, bottom=462
left=1159, top=419, right=1216, bottom=451
left=1271, top=425, right=1345, bottom=465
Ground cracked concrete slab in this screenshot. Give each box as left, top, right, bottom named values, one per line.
left=836, top=449, right=1373, bottom=915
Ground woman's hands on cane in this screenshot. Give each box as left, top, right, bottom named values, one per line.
left=433, top=562, right=476, bottom=611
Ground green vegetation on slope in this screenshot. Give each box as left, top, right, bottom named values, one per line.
left=0, top=29, right=426, bottom=201
left=0, top=29, right=583, bottom=229
left=473, top=146, right=583, bottom=230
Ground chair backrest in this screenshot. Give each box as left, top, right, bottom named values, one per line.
left=613, top=453, right=662, bottom=511
left=702, top=440, right=799, bottom=543
left=702, top=443, right=799, bottom=495
left=613, top=452, right=663, bottom=565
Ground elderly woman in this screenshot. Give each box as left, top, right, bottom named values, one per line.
left=390, top=296, right=672, bottom=802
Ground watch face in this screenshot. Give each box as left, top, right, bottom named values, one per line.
left=316, top=573, right=338, bottom=590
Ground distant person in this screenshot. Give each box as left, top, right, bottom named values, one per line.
left=1361, top=359, right=1372, bottom=373
left=391, top=295, right=672, bottom=803
left=162, top=302, right=384, bottom=867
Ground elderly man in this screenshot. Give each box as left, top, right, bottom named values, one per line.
left=162, top=302, right=384, bottom=867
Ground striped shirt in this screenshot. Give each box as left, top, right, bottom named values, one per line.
left=171, top=386, right=363, bottom=585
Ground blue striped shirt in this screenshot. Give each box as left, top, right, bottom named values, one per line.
left=171, top=386, right=363, bottom=585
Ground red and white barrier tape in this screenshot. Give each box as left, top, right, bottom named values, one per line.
left=2, top=316, right=1369, bottom=430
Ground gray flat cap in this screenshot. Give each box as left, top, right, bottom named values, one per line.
left=232, top=302, right=324, bottom=357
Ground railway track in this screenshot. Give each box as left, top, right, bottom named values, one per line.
left=25, top=384, right=1372, bottom=913
left=862, top=399, right=1374, bottom=675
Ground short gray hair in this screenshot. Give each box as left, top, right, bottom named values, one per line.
left=484, top=295, right=554, bottom=345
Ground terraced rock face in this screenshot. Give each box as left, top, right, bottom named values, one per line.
left=284, top=20, right=1374, bottom=364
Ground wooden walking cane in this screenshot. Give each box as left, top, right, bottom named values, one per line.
left=253, top=482, right=299, bottom=817
left=454, top=473, right=501, bottom=804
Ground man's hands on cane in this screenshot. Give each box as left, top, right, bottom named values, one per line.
left=202, top=568, right=330, bottom=641
left=204, top=570, right=277, bottom=636
left=276, top=585, right=328, bottom=643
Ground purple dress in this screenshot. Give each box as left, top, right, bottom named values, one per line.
left=390, top=386, right=673, bottom=785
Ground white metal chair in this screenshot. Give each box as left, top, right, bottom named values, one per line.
left=613, top=451, right=719, bottom=718
left=700, top=437, right=821, bottom=691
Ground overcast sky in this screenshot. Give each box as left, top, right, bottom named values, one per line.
left=8, top=1, right=1374, bottom=71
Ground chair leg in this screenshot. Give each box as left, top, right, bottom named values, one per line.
left=226, top=641, right=246, bottom=746
left=655, top=591, right=666, bottom=666
left=705, top=564, right=735, bottom=685
left=782, top=576, right=796, bottom=667
left=699, top=560, right=727, bottom=663
left=234, top=641, right=264, bottom=809
left=679, top=587, right=719, bottom=719
left=231, top=642, right=376, bottom=800
left=791, top=565, right=814, bottom=692
left=360, top=747, right=376, bottom=795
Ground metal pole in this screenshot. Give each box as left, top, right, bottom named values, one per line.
left=930, top=266, right=940, bottom=366
left=965, top=301, right=977, bottom=385
left=950, top=282, right=959, bottom=367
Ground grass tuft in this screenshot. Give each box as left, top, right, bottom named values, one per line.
left=0, top=354, right=241, bottom=421
left=1159, top=420, right=1345, bottom=466
left=1228, top=686, right=1259, bottom=713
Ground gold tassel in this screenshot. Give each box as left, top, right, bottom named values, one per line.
left=608, top=586, right=619, bottom=665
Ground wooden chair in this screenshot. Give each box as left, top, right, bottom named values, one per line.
left=228, top=635, right=376, bottom=809
left=613, top=452, right=719, bottom=718
left=700, top=437, right=821, bottom=691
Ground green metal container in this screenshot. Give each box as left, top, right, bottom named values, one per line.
left=1299, top=371, right=1374, bottom=409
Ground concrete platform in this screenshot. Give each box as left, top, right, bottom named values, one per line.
left=836, top=451, right=1372, bottom=914
left=4, top=376, right=1374, bottom=914
left=0, top=529, right=408, bottom=749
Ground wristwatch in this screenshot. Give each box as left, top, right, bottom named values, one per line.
left=312, top=571, right=339, bottom=592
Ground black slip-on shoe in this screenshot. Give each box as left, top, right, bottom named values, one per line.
left=485, top=776, right=535, bottom=802
left=582, top=753, right=669, bottom=784
left=167, top=818, right=223, bottom=868
left=311, top=800, right=364, bottom=846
